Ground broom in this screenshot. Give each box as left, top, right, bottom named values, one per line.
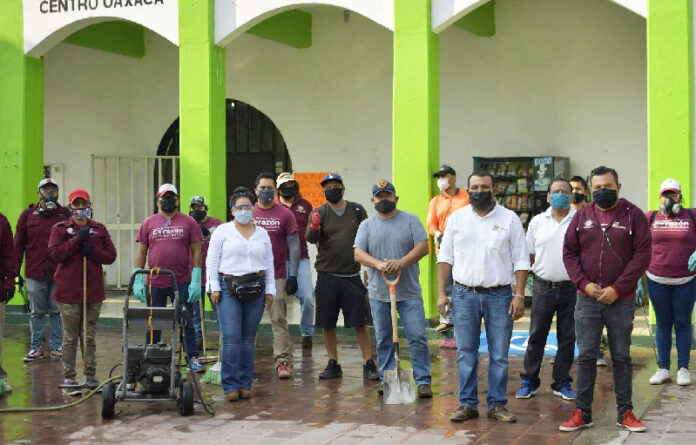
left=200, top=331, right=222, bottom=385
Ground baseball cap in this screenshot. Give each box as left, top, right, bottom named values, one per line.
left=433, top=165, right=456, bottom=178
left=38, top=178, right=59, bottom=190
left=321, top=173, right=343, bottom=186
left=190, top=195, right=206, bottom=207
left=157, top=183, right=178, bottom=197
left=372, top=180, right=396, bottom=197
left=68, top=189, right=91, bottom=204
left=276, top=172, right=296, bottom=188
left=660, top=178, right=681, bottom=195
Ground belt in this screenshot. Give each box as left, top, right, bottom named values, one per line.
left=455, top=282, right=509, bottom=294
left=535, top=277, right=574, bottom=289
left=219, top=272, right=264, bottom=279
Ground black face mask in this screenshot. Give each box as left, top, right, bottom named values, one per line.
left=279, top=187, right=298, bottom=199
left=189, top=209, right=207, bottom=221
left=592, top=188, right=618, bottom=209
left=324, top=188, right=343, bottom=204
left=374, top=199, right=396, bottom=214
left=469, top=191, right=493, bottom=211
left=257, top=189, right=275, bottom=204
left=160, top=197, right=177, bottom=213
left=572, top=193, right=585, bottom=204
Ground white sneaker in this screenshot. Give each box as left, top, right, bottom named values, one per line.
left=649, top=368, right=671, bottom=385
left=677, top=368, right=691, bottom=386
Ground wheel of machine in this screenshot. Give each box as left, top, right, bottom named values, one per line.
left=179, top=382, right=194, bottom=416
left=101, top=382, right=116, bottom=419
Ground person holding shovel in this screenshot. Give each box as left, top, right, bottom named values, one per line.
left=48, top=189, right=117, bottom=388
left=354, top=180, right=432, bottom=399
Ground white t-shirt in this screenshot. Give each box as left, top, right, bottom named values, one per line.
left=526, top=207, right=576, bottom=282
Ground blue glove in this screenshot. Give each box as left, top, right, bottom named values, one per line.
left=635, top=278, right=644, bottom=307
left=188, top=267, right=202, bottom=303
left=132, top=268, right=146, bottom=302
left=689, top=250, right=696, bottom=272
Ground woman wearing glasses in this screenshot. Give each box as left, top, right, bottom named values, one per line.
left=206, top=187, right=275, bottom=401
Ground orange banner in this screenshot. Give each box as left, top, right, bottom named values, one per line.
left=295, top=172, right=329, bottom=209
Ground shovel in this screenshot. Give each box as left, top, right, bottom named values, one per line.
left=382, top=271, right=415, bottom=405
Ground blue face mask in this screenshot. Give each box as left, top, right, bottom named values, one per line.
left=550, top=193, right=570, bottom=209
left=72, top=207, right=92, bottom=221
left=234, top=209, right=253, bottom=224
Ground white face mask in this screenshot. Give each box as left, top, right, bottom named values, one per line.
left=437, top=177, right=450, bottom=192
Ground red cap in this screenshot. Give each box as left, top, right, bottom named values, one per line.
left=69, top=189, right=91, bottom=204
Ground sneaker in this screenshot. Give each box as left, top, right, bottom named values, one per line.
left=189, top=357, right=205, bottom=373
left=617, top=409, right=647, bottom=432
left=84, top=377, right=100, bottom=389
left=319, top=359, right=343, bottom=379
left=63, top=378, right=79, bottom=387
left=515, top=379, right=538, bottom=399
left=439, top=339, right=457, bottom=349
left=560, top=409, right=594, bottom=432
left=363, top=359, right=379, bottom=380
left=449, top=405, right=479, bottom=422
left=487, top=404, right=516, bottom=423
left=435, top=323, right=451, bottom=333
left=1, top=378, right=12, bottom=393
left=302, top=336, right=312, bottom=349
left=417, top=384, right=433, bottom=398
left=277, top=362, right=292, bottom=379
left=50, top=347, right=62, bottom=359
left=596, top=355, right=608, bottom=367
left=676, top=368, right=691, bottom=386
left=23, top=347, right=44, bottom=362
left=553, top=382, right=576, bottom=401
left=649, top=368, right=671, bottom=385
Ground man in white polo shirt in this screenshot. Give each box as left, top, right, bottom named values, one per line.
left=516, top=178, right=577, bottom=401
left=438, top=172, right=530, bottom=424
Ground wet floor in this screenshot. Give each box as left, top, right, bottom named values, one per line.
left=0, top=326, right=657, bottom=444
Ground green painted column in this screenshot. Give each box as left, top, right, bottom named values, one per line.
left=393, top=0, right=440, bottom=319
left=0, top=0, right=44, bottom=306
left=178, top=0, right=226, bottom=220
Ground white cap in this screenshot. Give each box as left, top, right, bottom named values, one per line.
left=660, top=178, right=681, bottom=194
left=157, top=183, right=178, bottom=197
left=38, top=178, right=58, bottom=190
left=276, top=172, right=296, bottom=188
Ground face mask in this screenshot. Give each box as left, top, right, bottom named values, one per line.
left=550, top=193, right=570, bottom=209
left=279, top=186, right=298, bottom=199
left=234, top=209, right=253, bottom=224
left=324, top=188, right=343, bottom=204
left=572, top=193, right=585, bottom=204
left=592, top=188, right=618, bottom=209
left=189, top=209, right=207, bottom=221
left=257, top=189, right=275, bottom=204
left=469, top=191, right=493, bottom=211
left=437, top=177, right=450, bottom=192
left=374, top=199, right=396, bottom=214
left=72, top=207, right=92, bottom=221
left=660, top=198, right=682, bottom=215
left=160, top=196, right=177, bottom=213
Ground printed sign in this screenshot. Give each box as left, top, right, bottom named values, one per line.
left=294, top=172, right=330, bottom=209
left=477, top=331, right=578, bottom=357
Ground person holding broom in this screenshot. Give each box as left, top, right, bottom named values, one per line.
left=48, top=189, right=117, bottom=389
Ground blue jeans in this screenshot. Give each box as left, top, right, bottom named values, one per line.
left=26, top=278, right=63, bottom=350
left=287, top=258, right=314, bottom=336
left=451, top=283, right=513, bottom=410
left=147, top=284, right=198, bottom=360
left=217, top=279, right=265, bottom=394
left=192, top=288, right=218, bottom=343
left=646, top=277, right=696, bottom=369
left=369, top=298, right=431, bottom=386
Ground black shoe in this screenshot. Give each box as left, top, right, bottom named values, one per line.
left=302, top=336, right=312, bottom=349
left=363, top=359, right=380, bottom=381
left=418, top=384, right=433, bottom=398
left=319, top=359, right=342, bottom=379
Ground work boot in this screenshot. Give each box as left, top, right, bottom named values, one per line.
left=239, top=388, right=252, bottom=399
left=226, top=391, right=239, bottom=402
left=417, top=384, right=433, bottom=398
left=363, top=359, right=379, bottom=381
left=84, top=376, right=100, bottom=389
left=302, top=336, right=312, bottom=349
left=277, top=362, right=292, bottom=379
left=319, top=359, right=342, bottom=379
left=487, top=404, right=517, bottom=423
left=449, top=405, right=479, bottom=422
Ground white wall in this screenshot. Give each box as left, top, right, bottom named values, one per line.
left=440, top=0, right=647, bottom=207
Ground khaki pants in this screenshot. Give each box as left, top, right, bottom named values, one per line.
left=58, top=302, right=102, bottom=380
left=271, top=278, right=291, bottom=366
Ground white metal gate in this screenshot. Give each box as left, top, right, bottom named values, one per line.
left=91, top=155, right=179, bottom=289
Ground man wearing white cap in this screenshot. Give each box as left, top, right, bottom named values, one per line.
left=133, top=184, right=205, bottom=372
left=642, top=178, right=696, bottom=386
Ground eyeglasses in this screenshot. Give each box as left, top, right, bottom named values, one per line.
left=234, top=204, right=254, bottom=211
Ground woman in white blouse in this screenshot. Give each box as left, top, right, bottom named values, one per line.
left=206, top=187, right=275, bottom=402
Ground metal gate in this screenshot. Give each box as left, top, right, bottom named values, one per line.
left=91, top=155, right=179, bottom=289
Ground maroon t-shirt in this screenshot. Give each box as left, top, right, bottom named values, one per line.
left=279, top=198, right=312, bottom=259
left=253, top=203, right=298, bottom=279
left=136, top=213, right=203, bottom=288
left=647, top=209, right=696, bottom=278
left=192, top=216, right=222, bottom=288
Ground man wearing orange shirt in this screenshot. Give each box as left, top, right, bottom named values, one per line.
left=427, top=165, right=470, bottom=340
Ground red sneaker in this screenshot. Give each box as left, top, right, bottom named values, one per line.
left=618, top=410, right=647, bottom=432
left=439, top=339, right=457, bottom=349
left=277, top=362, right=292, bottom=379
left=559, top=409, right=594, bottom=432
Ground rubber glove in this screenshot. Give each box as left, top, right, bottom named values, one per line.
left=635, top=278, right=644, bottom=307
left=689, top=250, right=696, bottom=272
left=132, top=268, right=146, bottom=302
left=285, top=276, right=298, bottom=295
left=188, top=267, right=202, bottom=303
left=434, top=231, right=443, bottom=248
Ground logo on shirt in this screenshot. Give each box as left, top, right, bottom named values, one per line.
left=583, top=219, right=594, bottom=229
left=491, top=224, right=508, bottom=232
left=254, top=217, right=282, bottom=232
left=296, top=205, right=307, bottom=214
left=151, top=225, right=185, bottom=241
left=653, top=219, right=690, bottom=231
left=611, top=221, right=628, bottom=230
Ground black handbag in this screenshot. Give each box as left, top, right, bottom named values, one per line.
left=223, top=273, right=265, bottom=303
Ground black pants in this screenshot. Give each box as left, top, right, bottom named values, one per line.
left=520, top=278, right=576, bottom=390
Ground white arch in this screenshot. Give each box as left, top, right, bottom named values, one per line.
left=432, top=0, right=646, bottom=34
left=24, top=0, right=178, bottom=56
left=215, top=0, right=394, bottom=47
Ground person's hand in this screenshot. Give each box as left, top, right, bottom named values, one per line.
left=584, top=283, right=602, bottom=299
left=434, top=231, right=443, bottom=248
left=635, top=278, right=645, bottom=307
left=210, top=291, right=220, bottom=305
left=199, top=224, right=210, bottom=237
left=285, top=276, right=298, bottom=295
left=509, top=296, right=525, bottom=320
left=77, top=227, right=90, bottom=243
left=383, top=259, right=402, bottom=274
left=597, top=286, right=619, bottom=304
left=377, top=261, right=389, bottom=272
left=689, top=250, right=696, bottom=272
left=132, top=269, right=146, bottom=302
left=187, top=267, right=202, bottom=303
left=438, top=294, right=451, bottom=319
left=265, top=294, right=273, bottom=309
left=310, top=210, right=321, bottom=230
left=79, top=242, right=95, bottom=257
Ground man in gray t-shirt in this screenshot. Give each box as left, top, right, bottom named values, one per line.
left=354, top=180, right=432, bottom=398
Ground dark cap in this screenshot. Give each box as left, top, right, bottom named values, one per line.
left=321, top=173, right=343, bottom=186
left=433, top=164, right=456, bottom=178
left=372, top=180, right=396, bottom=196
left=190, top=195, right=206, bottom=207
